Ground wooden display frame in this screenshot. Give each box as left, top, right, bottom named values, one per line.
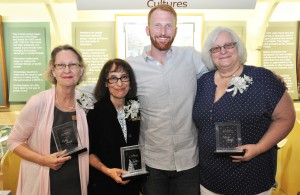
left=115, top=13, right=204, bottom=59
left=0, top=16, right=9, bottom=108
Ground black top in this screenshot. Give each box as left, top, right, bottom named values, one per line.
left=87, top=95, right=142, bottom=195
left=49, top=107, right=81, bottom=195
left=192, top=65, right=286, bottom=194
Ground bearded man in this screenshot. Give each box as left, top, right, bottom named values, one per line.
left=126, top=4, right=208, bottom=195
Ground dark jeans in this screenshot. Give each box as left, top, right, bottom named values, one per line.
left=141, top=165, right=200, bottom=195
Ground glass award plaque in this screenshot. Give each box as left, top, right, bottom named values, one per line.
left=52, top=121, right=87, bottom=157
left=120, top=145, right=149, bottom=181
left=214, top=122, right=245, bottom=156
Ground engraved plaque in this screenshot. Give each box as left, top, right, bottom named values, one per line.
left=52, top=121, right=87, bottom=157
left=215, top=122, right=244, bottom=156
left=120, top=145, right=149, bottom=180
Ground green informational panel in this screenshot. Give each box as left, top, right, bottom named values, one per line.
left=72, top=22, right=115, bottom=86
left=0, top=58, right=7, bottom=108
left=262, top=22, right=298, bottom=100
left=0, top=52, right=7, bottom=107
left=3, top=22, right=51, bottom=102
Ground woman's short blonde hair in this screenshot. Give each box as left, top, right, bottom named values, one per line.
left=45, top=44, right=87, bottom=85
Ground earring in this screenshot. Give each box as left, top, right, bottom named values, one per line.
left=52, top=72, right=56, bottom=78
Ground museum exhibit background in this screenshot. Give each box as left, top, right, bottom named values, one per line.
left=0, top=0, right=300, bottom=194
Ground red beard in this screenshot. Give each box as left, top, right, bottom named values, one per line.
left=149, top=35, right=175, bottom=51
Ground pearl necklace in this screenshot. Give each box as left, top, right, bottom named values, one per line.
left=55, top=94, right=75, bottom=112
left=218, top=65, right=241, bottom=79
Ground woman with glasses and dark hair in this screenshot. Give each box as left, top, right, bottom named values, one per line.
left=87, top=58, right=142, bottom=195
left=192, top=27, right=295, bottom=194
left=8, top=44, right=92, bottom=195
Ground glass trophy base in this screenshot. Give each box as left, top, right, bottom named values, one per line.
left=214, top=149, right=245, bottom=156
left=121, top=170, right=149, bottom=181
left=59, top=147, right=87, bottom=157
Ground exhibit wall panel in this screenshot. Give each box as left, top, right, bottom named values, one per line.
left=72, top=22, right=115, bottom=86
left=3, top=22, right=51, bottom=102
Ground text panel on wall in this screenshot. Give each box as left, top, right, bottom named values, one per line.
left=262, top=22, right=298, bottom=100
left=72, top=22, right=115, bottom=86
left=3, top=22, right=51, bottom=102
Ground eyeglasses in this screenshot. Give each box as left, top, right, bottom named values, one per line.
left=209, top=42, right=237, bottom=53
left=106, top=75, right=130, bottom=84
left=54, top=63, right=82, bottom=70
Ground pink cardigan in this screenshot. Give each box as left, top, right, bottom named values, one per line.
left=8, top=88, right=89, bottom=195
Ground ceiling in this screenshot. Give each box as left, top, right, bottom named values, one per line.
left=0, top=0, right=299, bottom=3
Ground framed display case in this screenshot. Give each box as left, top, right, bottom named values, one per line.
left=115, top=13, right=204, bottom=59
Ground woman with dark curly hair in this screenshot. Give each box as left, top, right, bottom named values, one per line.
left=87, top=58, right=142, bottom=195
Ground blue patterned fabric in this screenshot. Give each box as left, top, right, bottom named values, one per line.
left=192, top=65, right=286, bottom=194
